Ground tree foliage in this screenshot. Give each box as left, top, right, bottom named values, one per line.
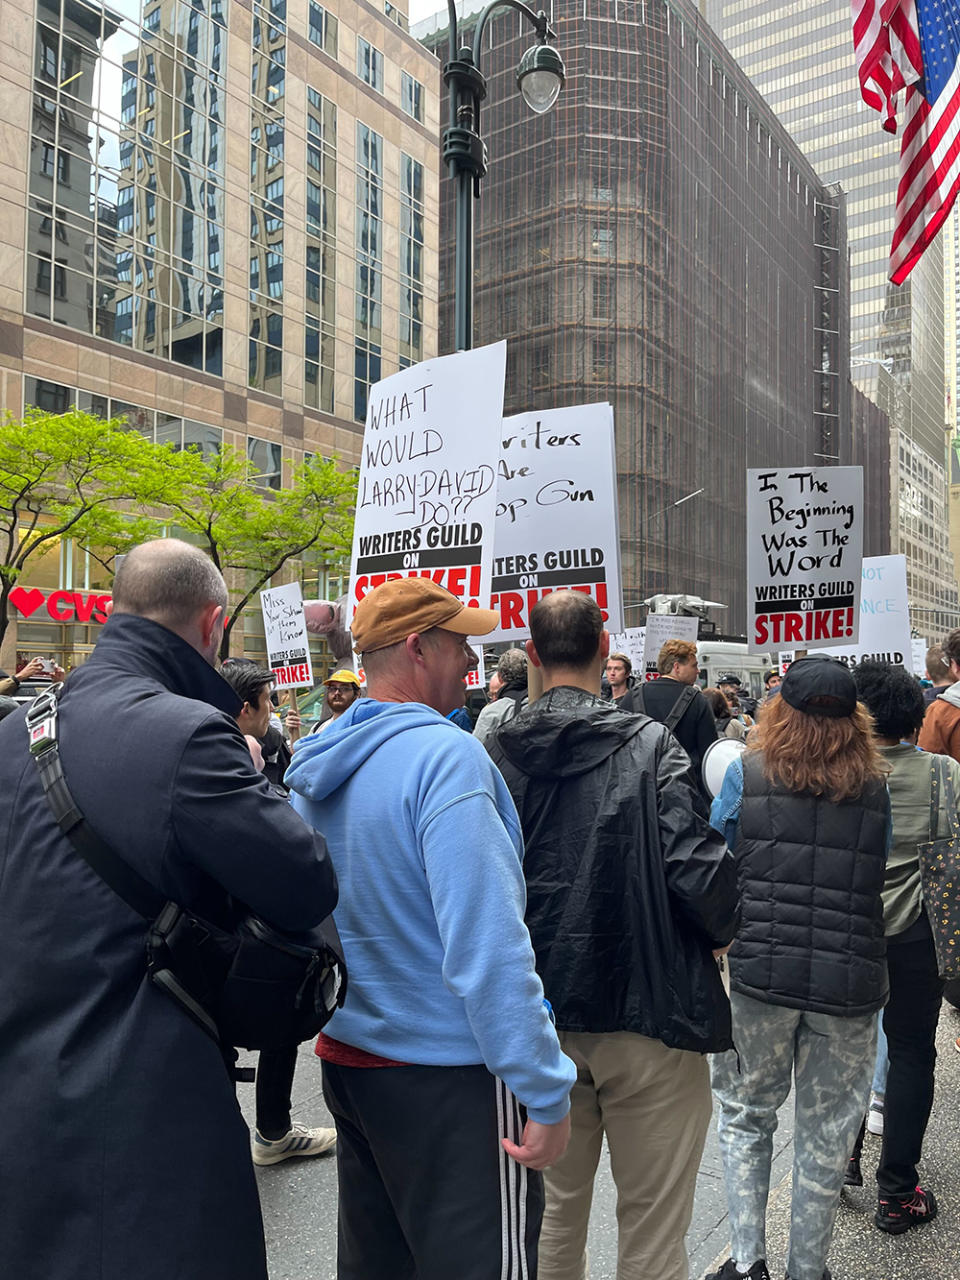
left=0, top=408, right=357, bottom=657
left=0, top=408, right=163, bottom=645
left=150, top=445, right=356, bottom=655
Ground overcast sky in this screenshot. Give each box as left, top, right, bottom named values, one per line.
left=408, top=0, right=450, bottom=25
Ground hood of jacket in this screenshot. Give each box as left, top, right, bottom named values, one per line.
left=938, top=682, right=960, bottom=709
left=494, top=685, right=648, bottom=779
left=286, top=698, right=455, bottom=801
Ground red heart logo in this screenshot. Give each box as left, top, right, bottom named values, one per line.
left=9, top=586, right=45, bottom=617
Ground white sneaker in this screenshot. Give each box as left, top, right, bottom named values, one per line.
left=252, top=1122, right=337, bottom=1166
left=866, top=1092, right=884, bottom=1136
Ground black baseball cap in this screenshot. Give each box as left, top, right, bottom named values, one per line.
left=718, top=673, right=742, bottom=686
left=779, top=654, right=857, bottom=718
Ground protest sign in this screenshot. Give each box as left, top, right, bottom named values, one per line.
left=260, top=582, right=314, bottom=689
left=643, top=613, right=699, bottom=676
left=911, top=637, right=928, bottom=678
left=490, top=403, right=623, bottom=642
left=607, top=626, right=646, bottom=674
left=819, top=555, right=911, bottom=668
left=349, top=342, right=507, bottom=622
left=466, top=652, right=486, bottom=692
left=746, top=466, right=863, bottom=653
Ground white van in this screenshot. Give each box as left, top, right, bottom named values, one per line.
left=697, top=641, right=773, bottom=705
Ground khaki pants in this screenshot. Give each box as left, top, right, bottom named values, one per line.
left=538, top=1030, right=711, bottom=1280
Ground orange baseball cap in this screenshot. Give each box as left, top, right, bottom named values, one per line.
left=351, top=578, right=499, bottom=654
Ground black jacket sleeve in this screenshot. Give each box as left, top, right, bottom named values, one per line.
left=654, top=730, right=738, bottom=948
left=693, top=695, right=719, bottom=762
left=170, top=715, right=338, bottom=933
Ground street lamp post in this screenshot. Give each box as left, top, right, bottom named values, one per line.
left=442, top=0, right=565, bottom=351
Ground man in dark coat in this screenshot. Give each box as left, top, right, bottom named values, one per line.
left=487, top=591, right=738, bottom=1280
left=632, top=637, right=717, bottom=799
left=0, top=539, right=338, bottom=1280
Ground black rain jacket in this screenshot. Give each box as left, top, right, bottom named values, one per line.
left=488, top=687, right=739, bottom=1053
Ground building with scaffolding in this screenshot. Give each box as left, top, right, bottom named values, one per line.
left=417, top=0, right=890, bottom=635
left=706, top=0, right=956, bottom=636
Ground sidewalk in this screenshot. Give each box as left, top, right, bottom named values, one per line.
left=699, top=999, right=960, bottom=1280
left=239, top=1000, right=960, bottom=1279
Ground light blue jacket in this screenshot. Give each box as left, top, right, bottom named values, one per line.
left=285, top=698, right=574, bottom=1123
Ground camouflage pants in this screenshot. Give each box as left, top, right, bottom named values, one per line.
left=711, top=991, right=876, bottom=1280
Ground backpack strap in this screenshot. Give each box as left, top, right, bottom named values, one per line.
left=664, top=683, right=698, bottom=733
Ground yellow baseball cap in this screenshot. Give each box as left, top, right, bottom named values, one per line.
left=323, top=669, right=361, bottom=687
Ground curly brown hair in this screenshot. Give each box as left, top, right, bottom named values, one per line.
left=656, top=639, right=697, bottom=675
left=747, top=692, right=887, bottom=802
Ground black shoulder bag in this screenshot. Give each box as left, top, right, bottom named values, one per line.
left=26, top=685, right=347, bottom=1052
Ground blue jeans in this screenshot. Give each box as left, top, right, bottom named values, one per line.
left=711, top=991, right=876, bottom=1280
left=872, top=1012, right=888, bottom=1097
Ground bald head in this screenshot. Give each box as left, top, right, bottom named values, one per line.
left=112, top=539, right=227, bottom=662
left=529, top=591, right=603, bottom=670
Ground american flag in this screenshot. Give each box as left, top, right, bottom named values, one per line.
left=852, top=0, right=960, bottom=282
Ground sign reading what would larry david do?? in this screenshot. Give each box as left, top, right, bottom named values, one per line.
left=348, top=342, right=507, bottom=622
left=746, top=466, right=864, bottom=654
left=489, top=402, right=623, bottom=642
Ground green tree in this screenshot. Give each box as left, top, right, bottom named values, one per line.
left=152, top=445, right=356, bottom=656
left=0, top=408, right=167, bottom=649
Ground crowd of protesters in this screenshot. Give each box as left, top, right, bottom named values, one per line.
left=2, top=548, right=960, bottom=1280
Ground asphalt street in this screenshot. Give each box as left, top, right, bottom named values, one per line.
left=237, top=1001, right=960, bottom=1280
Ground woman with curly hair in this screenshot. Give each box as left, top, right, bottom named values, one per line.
left=844, top=660, right=954, bottom=1230
left=705, top=655, right=891, bottom=1280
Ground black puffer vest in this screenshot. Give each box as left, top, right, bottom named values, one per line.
left=729, top=754, right=889, bottom=1017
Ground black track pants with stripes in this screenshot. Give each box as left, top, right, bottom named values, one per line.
left=322, top=1060, right=545, bottom=1280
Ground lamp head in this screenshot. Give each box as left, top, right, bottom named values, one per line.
left=517, top=41, right=565, bottom=114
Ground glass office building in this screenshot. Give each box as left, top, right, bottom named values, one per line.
left=706, top=0, right=957, bottom=634
left=0, top=0, right=440, bottom=664
left=419, top=0, right=889, bottom=635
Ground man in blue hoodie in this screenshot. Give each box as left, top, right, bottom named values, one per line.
left=286, top=577, right=575, bottom=1280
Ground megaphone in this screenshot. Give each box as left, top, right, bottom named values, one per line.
left=701, top=736, right=747, bottom=799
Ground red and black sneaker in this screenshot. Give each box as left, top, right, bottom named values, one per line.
left=875, top=1185, right=938, bottom=1234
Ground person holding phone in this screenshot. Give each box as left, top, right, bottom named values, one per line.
left=0, top=656, right=65, bottom=696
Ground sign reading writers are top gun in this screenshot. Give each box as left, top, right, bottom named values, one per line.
left=746, top=466, right=863, bottom=653
left=490, top=402, right=623, bottom=642
left=349, top=342, right=507, bottom=619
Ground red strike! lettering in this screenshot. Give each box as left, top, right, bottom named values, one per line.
left=753, top=607, right=854, bottom=647
left=490, top=581, right=610, bottom=630
left=354, top=565, right=483, bottom=606
left=272, top=664, right=311, bottom=686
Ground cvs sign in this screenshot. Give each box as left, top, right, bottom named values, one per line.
left=9, top=586, right=111, bottom=625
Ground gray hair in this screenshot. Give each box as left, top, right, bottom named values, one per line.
left=496, top=648, right=528, bottom=687
left=112, top=539, right=227, bottom=628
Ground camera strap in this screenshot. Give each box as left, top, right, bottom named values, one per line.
left=26, top=685, right=166, bottom=918
left=25, top=685, right=222, bottom=1043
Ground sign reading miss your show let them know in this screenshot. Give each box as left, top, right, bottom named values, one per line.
left=348, top=342, right=507, bottom=624
left=260, top=581, right=314, bottom=689
left=746, top=466, right=864, bottom=654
